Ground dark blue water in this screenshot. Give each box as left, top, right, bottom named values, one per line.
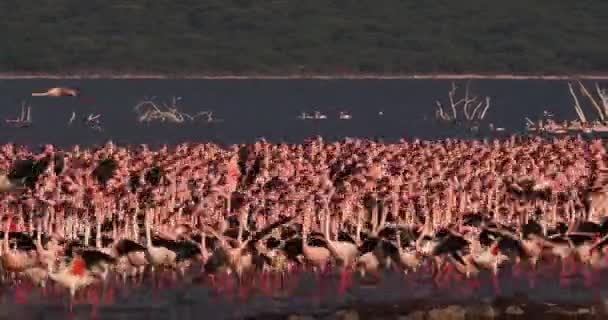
left=1, top=79, right=606, bottom=147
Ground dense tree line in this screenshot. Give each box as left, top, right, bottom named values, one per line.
left=1, top=0, right=607, bottom=75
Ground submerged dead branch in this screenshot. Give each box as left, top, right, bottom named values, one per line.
left=526, top=82, right=608, bottom=134
left=596, top=83, right=608, bottom=117
left=133, top=97, right=221, bottom=124
left=434, top=81, right=491, bottom=123
left=568, top=83, right=587, bottom=123
left=577, top=80, right=605, bottom=121
left=565, top=81, right=608, bottom=123
left=5, top=101, right=32, bottom=128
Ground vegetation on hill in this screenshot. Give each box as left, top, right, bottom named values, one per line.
left=1, top=0, right=607, bottom=75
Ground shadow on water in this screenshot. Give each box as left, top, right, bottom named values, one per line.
left=4, top=261, right=608, bottom=319
left=0, top=79, right=606, bottom=147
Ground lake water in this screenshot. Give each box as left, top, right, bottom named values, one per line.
left=3, top=262, right=608, bottom=320
left=1, top=79, right=607, bottom=147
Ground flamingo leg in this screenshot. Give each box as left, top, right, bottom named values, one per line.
left=170, top=271, right=177, bottom=286
left=450, top=273, right=467, bottom=295
left=451, top=272, right=463, bottom=284
left=211, top=273, right=219, bottom=288
left=104, top=285, right=114, bottom=304
left=338, top=268, right=351, bottom=294
left=456, top=274, right=475, bottom=296
left=433, top=264, right=448, bottom=288
left=526, top=268, right=536, bottom=289
left=269, top=271, right=279, bottom=293
left=87, top=287, right=99, bottom=319
left=582, top=266, right=594, bottom=288
left=280, top=272, right=287, bottom=291
left=216, top=273, right=224, bottom=293
left=238, top=275, right=250, bottom=302
left=157, top=272, right=162, bottom=290
left=259, top=272, right=270, bottom=296
left=69, top=294, right=74, bottom=315
left=315, top=271, right=326, bottom=303
left=559, top=258, right=572, bottom=288
left=224, top=273, right=234, bottom=298
left=443, top=263, right=455, bottom=288
left=512, top=261, right=522, bottom=278
left=491, top=271, right=501, bottom=295
left=208, top=274, right=217, bottom=290
left=467, top=277, right=482, bottom=289
left=151, top=271, right=161, bottom=301
left=25, top=282, right=34, bottom=301
left=15, top=285, right=25, bottom=304
left=568, top=255, right=577, bottom=275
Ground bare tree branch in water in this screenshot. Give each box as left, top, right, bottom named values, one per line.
left=5, top=101, right=32, bottom=128
left=133, top=96, right=219, bottom=124
left=434, top=81, right=491, bottom=124
left=568, top=82, right=587, bottom=123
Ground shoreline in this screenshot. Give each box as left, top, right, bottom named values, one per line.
left=2, top=73, right=608, bottom=80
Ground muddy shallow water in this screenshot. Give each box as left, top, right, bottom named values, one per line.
left=3, top=260, right=608, bottom=320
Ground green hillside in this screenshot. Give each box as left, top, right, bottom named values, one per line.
left=1, top=0, right=607, bottom=75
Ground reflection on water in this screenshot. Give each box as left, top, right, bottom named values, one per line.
left=3, top=260, right=608, bottom=319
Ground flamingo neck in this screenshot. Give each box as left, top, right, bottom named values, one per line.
left=146, top=219, right=153, bottom=248
left=4, top=220, right=11, bottom=251
left=96, top=222, right=102, bottom=248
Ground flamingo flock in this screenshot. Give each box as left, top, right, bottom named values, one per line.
left=0, top=136, right=607, bottom=310
left=3, top=195, right=608, bottom=307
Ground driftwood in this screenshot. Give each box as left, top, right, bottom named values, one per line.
left=5, top=101, right=32, bottom=128
left=528, top=82, right=608, bottom=133
left=597, top=83, right=608, bottom=116
left=568, top=83, right=587, bottom=123
left=134, top=97, right=220, bottom=124
left=435, top=81, right=491, bottom=123
left=567, top=81, right=608, bottom=123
